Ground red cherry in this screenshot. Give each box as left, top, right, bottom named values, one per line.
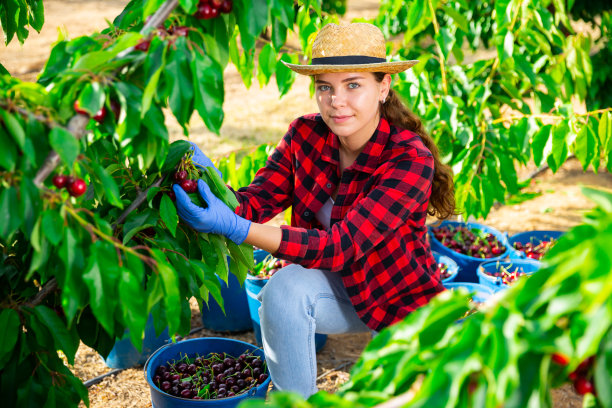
left=220, top=0, right=232, bottom=13
left=552, top=353, right=570, bottom=366
left=73, top=100, right=89, bottom=116
left=68, top=179, right=87, bottom=197
left=209, top=6, right=220, bottom=18
left=174, top=170, right=188, bottom=183
left=210, top=0, right=223, bottom=7
left=573, top=378, right=595, bottom=395
left=197, top=3, right=214, bottom=19
left=181, top=179, right=197, bottom=193
left=167, top=190, right=176, bottom=201
left=52, top=174, right=68, bottom=189
left=135, top=39, right=150, bottom=52
left=173, top=26, right=189, bottom=37
left=92, top=106, right=107, bottom=123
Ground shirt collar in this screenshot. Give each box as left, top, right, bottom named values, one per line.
left=320, top=116, right=391, bottom=174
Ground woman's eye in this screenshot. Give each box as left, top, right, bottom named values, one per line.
left=348, top=82, right=360, bottom=89
left=318, top=85, right=330, bottom=92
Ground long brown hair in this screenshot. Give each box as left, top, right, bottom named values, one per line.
left=374, top=72, right=456, bottom=219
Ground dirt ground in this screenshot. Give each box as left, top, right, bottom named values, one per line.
left=2, top=1, right=611, bottom=407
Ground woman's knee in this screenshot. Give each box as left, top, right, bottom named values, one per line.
left=259, top=264, right=303, bottom=307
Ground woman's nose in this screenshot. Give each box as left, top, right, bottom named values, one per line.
left=330, top=91, right=346, bottom=108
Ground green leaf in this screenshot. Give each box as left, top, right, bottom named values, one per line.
left=72, top=33, right=140, bottom=71
left=41, top=209, right=64, bottom=246
left=178, top=0, right=197, bottom=13
left=551, top=121, right=569, bottom=171
left=160, top=194, right=178, bottom=237
left=271, top=0, right=294, bottom=28
left=435, top=27, right=455, bottom=61
left=49, top=127, right=80, bottom=166
left=276, top=53, right=298, bottom=97
left=0, top=309, right=20, bottom=362
left=92, top=162, right=123, bottom=208
left=257, top=43, right=277, bottom=86
left=235, top=0, right=269, bottom=52
left=574, top=124, right=597, bottom=171
left=209, top=234, right=229, bottom=283
left=32, top=305, right=79, bottom=365
left=0, top=110, right=25, bottom=149
left=202, top=16, right=230, bottom=69
left=531, top=124, right=552, bottom=167
left=142, top=41, right=167, bottom=117
left=123, top=209, right=159, bottom=244
left=161, top=140, right=191, bottom=173
left=165, top=38, right=193, bottom=129
left=0, top=186, right=20, bottom=240
left=191, top=51, right=224, bottom=134
left=77, top=82, right=105, bottom=117
left=119, top=264, right=148, bottom=352
left=82, top=242, right=119, bottom=336
left=0, top=125, right=17, bottom=171
left=271, top=18, right=288, bottom=52
left=153, top=250, right=181, bottom=334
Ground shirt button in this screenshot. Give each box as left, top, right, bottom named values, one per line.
left=326, top=183, right=332, bottom=188
left=304, top=210, right=310, bottom=217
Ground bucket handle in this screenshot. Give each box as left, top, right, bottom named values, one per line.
left=143, top=341, right=175, bottom=379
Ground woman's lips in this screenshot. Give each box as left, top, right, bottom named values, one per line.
left=331, top=115, right=352, bottom=124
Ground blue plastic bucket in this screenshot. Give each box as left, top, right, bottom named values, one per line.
left=428, top=221, right=514, bottom=283
left=443, top=282, right=495, bottom=304
left=477, top=259, right=541, bottom=292
left=247, top=250, right=327, bottom=351
left=432, top=251, right=459, bottom=284
left=508, top=230, right=564, bottom=260
left=201, top=261, right=252, bottom=332
left=145, top=337, right=270, bottom=408
left=105, top=314, right=170, bottom=369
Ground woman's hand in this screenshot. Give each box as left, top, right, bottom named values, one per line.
left=189, top=141, right=222, bottom=177
left=173, top=179, right=251, bottom=245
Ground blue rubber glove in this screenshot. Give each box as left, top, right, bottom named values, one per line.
left=189, top=141, right=222, bottom=177
left=173, top=179, right=251, bottom=245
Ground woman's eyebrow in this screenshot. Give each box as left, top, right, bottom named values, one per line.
left=315, top=76, right=365, bottom=84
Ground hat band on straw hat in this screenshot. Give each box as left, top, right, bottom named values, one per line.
left=310, top=56, right=387, bottom=65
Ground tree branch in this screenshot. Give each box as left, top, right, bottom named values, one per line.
left=25, top=277, right=58, bottom=308
left=112, top=176, right=165, bottom=230
left=33, top=0, right=180, bottom=188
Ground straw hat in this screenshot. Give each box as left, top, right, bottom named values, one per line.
left=283, top=23, right=418, bottom=76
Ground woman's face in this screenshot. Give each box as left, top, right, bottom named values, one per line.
left=315, top=72, right=390, bottom=141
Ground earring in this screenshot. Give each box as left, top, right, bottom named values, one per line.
left=381, top=97, right=386, bottom=104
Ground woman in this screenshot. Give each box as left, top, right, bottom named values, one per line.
left=173, top=22, right=455, bottom=398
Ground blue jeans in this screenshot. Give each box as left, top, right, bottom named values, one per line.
left=257, top=264, right=371, bottom=398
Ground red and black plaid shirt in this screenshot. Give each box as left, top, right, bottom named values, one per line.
left=233, top=114, right=444, bottom=331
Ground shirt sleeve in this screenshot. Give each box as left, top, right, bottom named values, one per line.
left=275, top=152, right=434, bottom=272
left=231, top=123, right=295, bottom=224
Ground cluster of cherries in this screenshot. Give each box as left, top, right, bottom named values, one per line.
left=135, top=25, right=190, bottom=52
left=251, top=255, right=283, bottom=279
left=431, top=225, right=506, bottom=258
left=196, top=0, right=233, bottom=19
left=512, top=239, right=556, bottom=260
left=437, top=263, right=452, bottom=280
left=154, top=351, right=268, bottom=400
left=483, top=264, right=526, bottom=285
left=52, top=174, right=87, bottom=197
left=552, top=354, right=597, bottom=396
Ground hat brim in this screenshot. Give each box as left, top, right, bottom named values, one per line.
left=282, top=60, right=419, bottom=76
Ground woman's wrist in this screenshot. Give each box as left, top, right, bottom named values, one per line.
left=244, top=222, right=282, bottom=254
